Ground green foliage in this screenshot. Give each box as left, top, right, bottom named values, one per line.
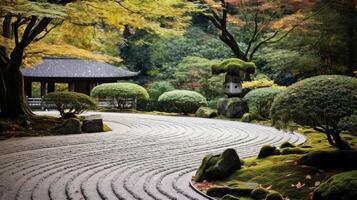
left=44, top=92, right=97, bottom=119
left=313, top=170, right=357, bottom=200
left=242, top=78, right=285, bottom=92
left=270, top=75, right=357, bottom=149
left=243, top=88, right=284, bottom=118
left=173, top=56, right=224, bottom=100
left=241, top=113, right=262, bottom=123
left=338, top=112, right=357, bottom=135
left=257, top=145, right=281, bottom=159
left=147, top=81, right=175, bottom=100
left=195, top=107, right=217, bottom=118
left=212, top=58, right=256, bottom=80
left=137, top=81, right=175, bottom=112
left=91, top=82, right=149, bottom=109
left=250, top=187, right=269, bottom=200
left=158, top=90, right=207, bottom=114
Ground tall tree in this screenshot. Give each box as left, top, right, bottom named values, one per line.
left=0, top=0, right=74, bottom=117
left=0, top=0, right=194, bottom=118
left=197, top=0, right=321, bottom=61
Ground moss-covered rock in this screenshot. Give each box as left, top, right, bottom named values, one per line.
left=257, top=145, right=280, bottom=159
left=265, top=192, right=283, bottom=200
left=241, top=113, right=262, bottom=122
left=313, top=170, right=357, bottom=200
left=196, top=107, right=218, bottom=118
left=250, top=187, right=269, bottom=200
left=281, top=147, right=307, bottom=155
left=297, top=150, right=357, bottom=170
left=207, top=186, right=253, bottom=198
left=220, top=194, right=241, bottom=200
left=57, top=118, right=81, bottom=134
left=195, top=148, right=241, bottom=182
left=279, top=142, right=295, bottom=149
left=217, top=97, right=248, bottom=118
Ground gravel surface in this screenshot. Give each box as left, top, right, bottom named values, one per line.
left=0, top=112, right=305, bottom=200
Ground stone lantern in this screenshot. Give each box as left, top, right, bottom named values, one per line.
left=224, top=74, right=242, bottom=97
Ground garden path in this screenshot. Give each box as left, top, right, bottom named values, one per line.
left=0, top=112, right=305, bottom=200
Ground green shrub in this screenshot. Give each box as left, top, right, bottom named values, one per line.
left=250, top=187, right=269, bottom=200
left=44, top=92, right=97, bottom=119
left=279, top=142, right=295, bottom=149
left=196, top=107, right=218, bottom=118
left=243, top=88, right=284, bottom=118
left=270, top=75, right=357, bottom=149
left=147, top=81, right=175, bottom=100
left=242, top=78, right=285, bottom=92
left=158, top=90, right=207, bottom=114
left=138, top=81, right=175, bottom=112
left=265, top=192, right=283, bottom=200
left=257, top=145, right=281, bottom=159
left=91, top=82, right=149, bottom=109
left=338, top=112, right=357, bottom=135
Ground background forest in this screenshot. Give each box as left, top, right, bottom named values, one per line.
left=1, top=0, right=356, bottom=113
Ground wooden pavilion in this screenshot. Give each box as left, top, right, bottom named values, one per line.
left=21, top=57, right=138, bottom=97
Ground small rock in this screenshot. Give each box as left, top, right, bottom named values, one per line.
left=57, top=118, right=81, bottom=134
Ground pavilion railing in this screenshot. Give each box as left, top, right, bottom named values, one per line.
left=26, top=97, right=136, bottom=110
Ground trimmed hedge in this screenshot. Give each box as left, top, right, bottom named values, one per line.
left=270, top=75, right=357, bottom=149
left=158, top=90, right=207, bottom=114
left=44, top=92, right=97, bottom=119
left=243, top=87, right=284, bottom=118
left=91, top=82, right=149, bottom=109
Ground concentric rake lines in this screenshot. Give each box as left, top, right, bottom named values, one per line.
left=0, top=112, right=305, bottom=200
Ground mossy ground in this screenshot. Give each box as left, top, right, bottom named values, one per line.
left=203, top=124, right=357, bottom=200
left=0, top=114, right=112, bottom=140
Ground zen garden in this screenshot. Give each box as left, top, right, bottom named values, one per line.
left=0, top=1, right=357, bottom=200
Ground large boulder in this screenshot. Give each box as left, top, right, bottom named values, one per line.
left=313, top=170, right=357, bottom=200
left=217, top=97, right=248, bottom=118
left=57, top=118, right=81, bottom=134
left=297, top=150, right=357, bottom=170
left=82, top=115, right=104, bottom=133
left=195, top=148, right=241, bottom=182
left=196, top=107, right=218, bottom=118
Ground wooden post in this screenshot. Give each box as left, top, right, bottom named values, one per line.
left=25, top=80, right=32, bottom=98
left=47, top=82, right=55, bottom=93
left=40, top=82, right=46, bottom=97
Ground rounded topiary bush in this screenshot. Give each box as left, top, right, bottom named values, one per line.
left=270, top=75, right=357, bottom=149
left=243, top=87, right=284, bottom=118
left=158, top=90, right=207, bottom=114
left=91, top=82, right=149, bottom=109
left=44, top=92, right=97, bottom=119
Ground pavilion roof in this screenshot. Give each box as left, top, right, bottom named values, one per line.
left=21, top=57, right=138, bottom=79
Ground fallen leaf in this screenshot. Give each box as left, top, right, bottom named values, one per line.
left=315, top=181, right=320, bottom=187
left=286, top=174, right=292, bottom=177
left=306, top=175, right=312, bottom=180
left=266, top=185, right=272, bottom=190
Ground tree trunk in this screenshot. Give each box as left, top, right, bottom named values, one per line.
left=0, top=53, right=33, bottom=118
left=331, top=131, right=350, bottom=150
